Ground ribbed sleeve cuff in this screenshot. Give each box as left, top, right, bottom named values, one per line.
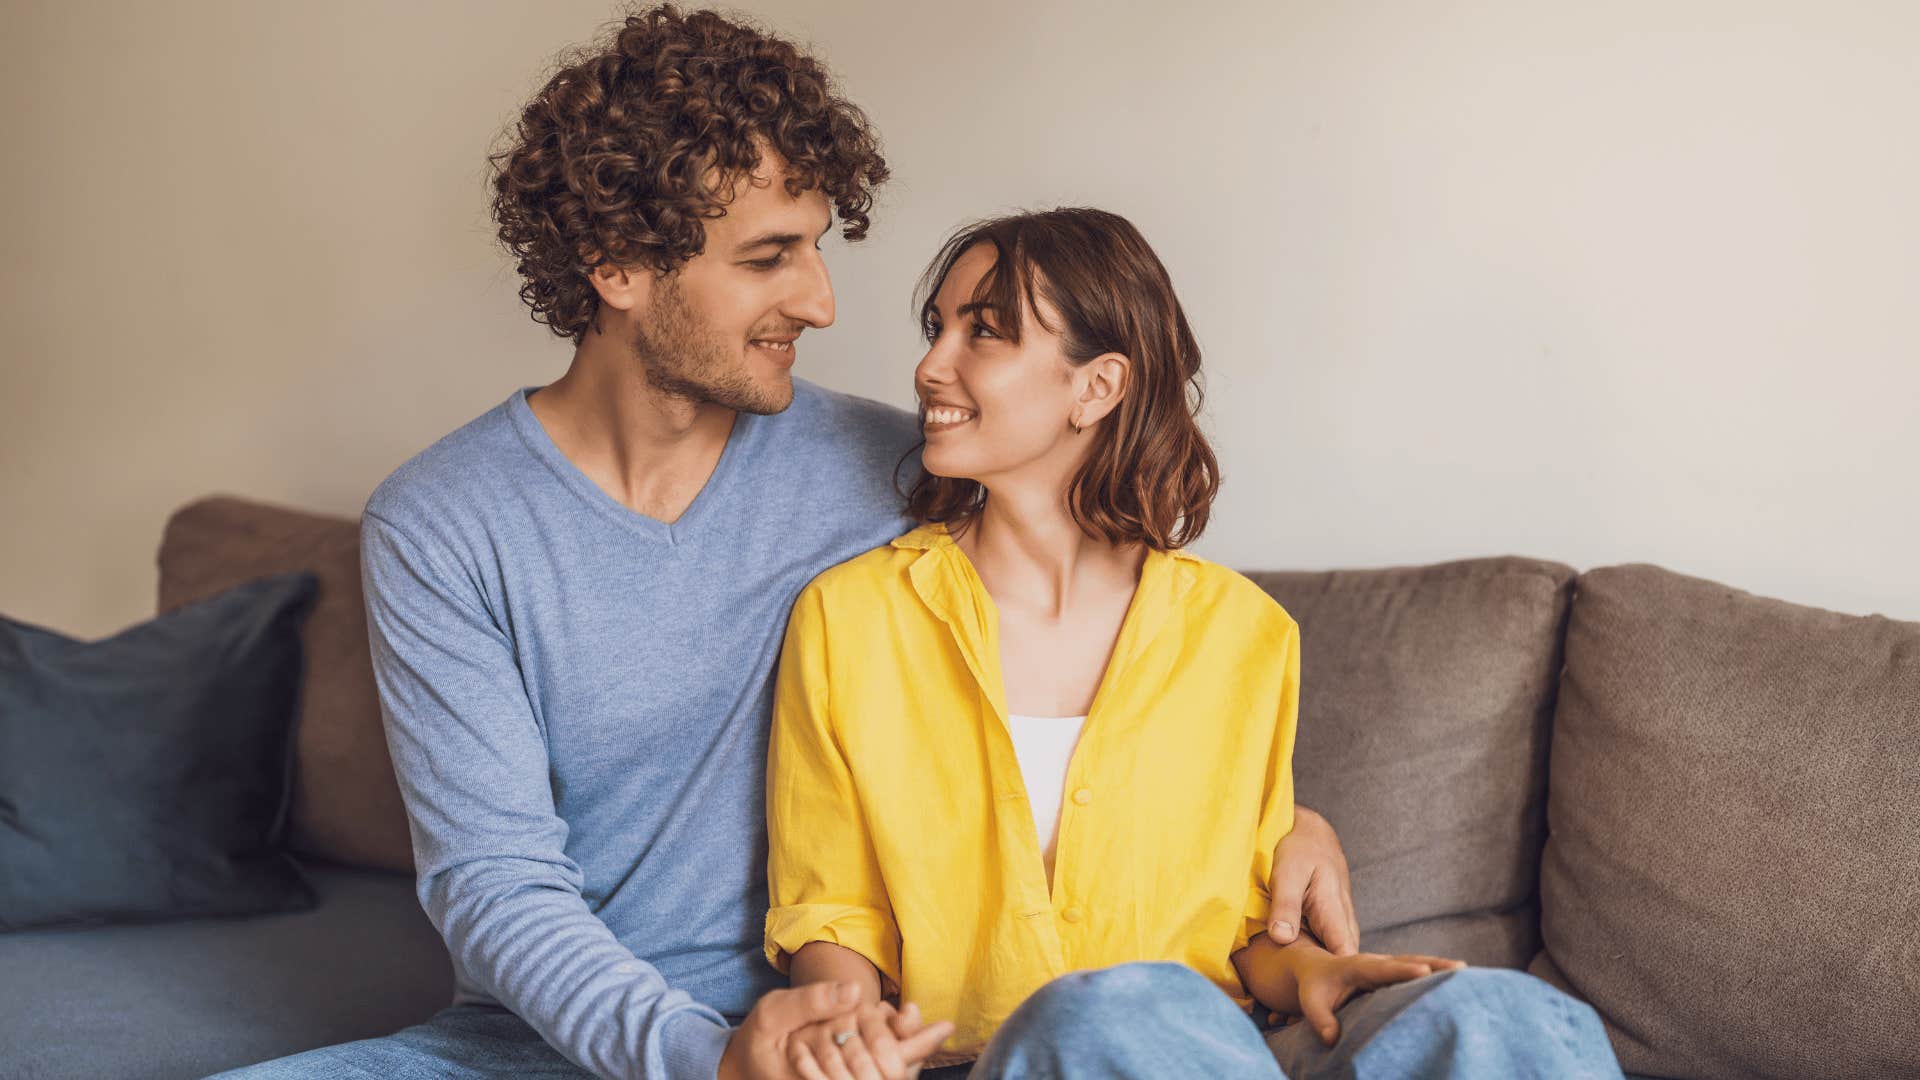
left=658, top=1009, right=732, bottom=1080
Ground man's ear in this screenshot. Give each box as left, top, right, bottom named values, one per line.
left=587, top=260, right=655, bottom=321
left=1077, top=352, right=1131, bottom=426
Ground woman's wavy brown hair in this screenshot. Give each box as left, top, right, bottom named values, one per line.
left=488, top=5, right=889, bottom=344
left=902, top=208, right=1221, bottom=551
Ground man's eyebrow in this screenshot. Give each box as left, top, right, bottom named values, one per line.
left=732, top=231, right=804, bottom=255
left=732, top=216, right=834, bottom=256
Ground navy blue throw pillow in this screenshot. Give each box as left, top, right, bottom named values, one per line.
left=0, top=572, right=319, bottom=931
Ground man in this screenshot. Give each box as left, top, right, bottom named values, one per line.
left=218, top=7, right=1389, bottom=1079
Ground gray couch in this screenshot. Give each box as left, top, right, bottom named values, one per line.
left=2, top=496, right=1913, bottom=1079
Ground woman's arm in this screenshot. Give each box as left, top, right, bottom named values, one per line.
left=766, top=585, right=954, bottom=1075
left=1228, top=930, right=1305, bottom=1014
left=1230, top=929, right=1314, bottom=1017
left=1233, top=618, right=1466, bottom=1045
left=1241, top=618, right=1303, bottom=949
left=790, top=941, right=885, bottom=1005
left=764, top=584, right=904, bottom=988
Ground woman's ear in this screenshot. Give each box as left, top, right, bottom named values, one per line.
left=1077, top=352, right=1131, bottom=426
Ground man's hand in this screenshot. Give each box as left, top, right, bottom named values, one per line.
left=1267, top=804, right=1360, bottom=955
left=788, top=999, right=953, bottom=1080
left=718, top=983, right=956, bottom=1076
left=718, top=982, right=862, bottom=1080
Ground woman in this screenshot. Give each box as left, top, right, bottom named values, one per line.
left=762, top=210, right=1620, bottom=1080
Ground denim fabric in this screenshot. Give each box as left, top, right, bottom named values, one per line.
left=206, top=1004, right=591, bottom=1079
left=928, top=963, right=1624, bottom=1080
left=1264, top=967, right=1625, bottom=1080
left=945, top=962, right=1283, bottom=1079
left=215, top=964, right=1624, bottom=1080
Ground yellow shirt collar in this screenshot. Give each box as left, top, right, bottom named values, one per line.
left=889, top=522, right=953, bottom=551
left=890, top=521, right=1199, bottom=721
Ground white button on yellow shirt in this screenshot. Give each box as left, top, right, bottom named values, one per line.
left=1004, top=713, right=1088, bottom=884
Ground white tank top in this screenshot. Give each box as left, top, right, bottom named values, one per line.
left=1006, top=713, right=1089, bottom=885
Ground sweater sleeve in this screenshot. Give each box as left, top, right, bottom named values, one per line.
left=361, top=512, right=731, bottom=1080
left=763, top=582, right=903, bottom=990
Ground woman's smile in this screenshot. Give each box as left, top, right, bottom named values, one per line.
left=923, top=405, right=978, bottom=433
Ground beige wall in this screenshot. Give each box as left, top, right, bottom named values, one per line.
left=4, top=0, right=1916, bottom=638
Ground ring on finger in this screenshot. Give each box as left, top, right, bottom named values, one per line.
left=833, top=1030, right=855, bottom=1047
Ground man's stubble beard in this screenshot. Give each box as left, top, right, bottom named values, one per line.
left=630, top=272, right=793, bottom=416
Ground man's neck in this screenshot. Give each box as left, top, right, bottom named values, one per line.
left=527, top=349, right=738, bottom=525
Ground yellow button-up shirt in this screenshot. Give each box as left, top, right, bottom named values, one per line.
left=765, top=523, right=1300, bottom=1059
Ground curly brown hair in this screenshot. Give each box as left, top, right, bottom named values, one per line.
left=903, top=208, right=1222, bottom=551
left=488, top=5, right=889, bottom=344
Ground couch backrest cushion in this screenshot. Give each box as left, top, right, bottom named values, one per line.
left=159, top=496, right=412, bottom=873
left=1248, top=556, right=1576, bottom=968
left=1529, top=564, right=1920, bottom=1079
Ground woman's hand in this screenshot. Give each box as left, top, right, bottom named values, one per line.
left=1233, top=932, right=1466, bottom=1047
left=1267, top=804, right=1360, bottom=955
left=787, top=1000, right=954, bottom=1080
left=1287, top=949, right=1467, bottom=1046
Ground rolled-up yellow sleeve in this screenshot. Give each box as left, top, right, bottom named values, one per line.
left=1241, top=617, right=1301, bottom=946
left=764, top=583, right=902, bottom=986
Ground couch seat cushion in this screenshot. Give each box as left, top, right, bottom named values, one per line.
left=0, top=860, right=452, bottom=1080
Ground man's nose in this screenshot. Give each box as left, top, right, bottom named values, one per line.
left=787, top=249, right=835, bottom=329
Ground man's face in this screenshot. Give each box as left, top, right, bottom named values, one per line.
left=629, top=154, right=836, bottom=415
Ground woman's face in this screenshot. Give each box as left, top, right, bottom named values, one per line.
left=913, top=244, right=1090, bottom=484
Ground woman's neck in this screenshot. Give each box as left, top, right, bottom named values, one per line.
left=956, top=486, right=1144, bottom=621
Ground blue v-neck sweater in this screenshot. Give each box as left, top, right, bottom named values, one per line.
left=359, top=379, right=918, bottom=1078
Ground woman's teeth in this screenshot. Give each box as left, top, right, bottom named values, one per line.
left=925, top=407, right=975, bottom=425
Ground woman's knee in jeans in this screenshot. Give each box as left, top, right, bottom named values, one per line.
left=1005, top=962, right=1221, bottom=1033
left=1404, top=967, right=1602, bottom=1027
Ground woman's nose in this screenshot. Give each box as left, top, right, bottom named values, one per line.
left=914, top=340, right=955, bottom=391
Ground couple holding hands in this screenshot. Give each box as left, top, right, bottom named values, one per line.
left=225, top=6, right=1623, bottom=1079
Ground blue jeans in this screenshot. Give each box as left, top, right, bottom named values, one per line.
left=205, top=1002, right=593, bottom=1078
left=214, top=964, right=1624, bottom=1079
left=921, top=964, right=1623, bottom=1080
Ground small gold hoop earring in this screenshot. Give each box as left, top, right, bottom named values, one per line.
left=1069, top=415, right=1084, bottom=435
